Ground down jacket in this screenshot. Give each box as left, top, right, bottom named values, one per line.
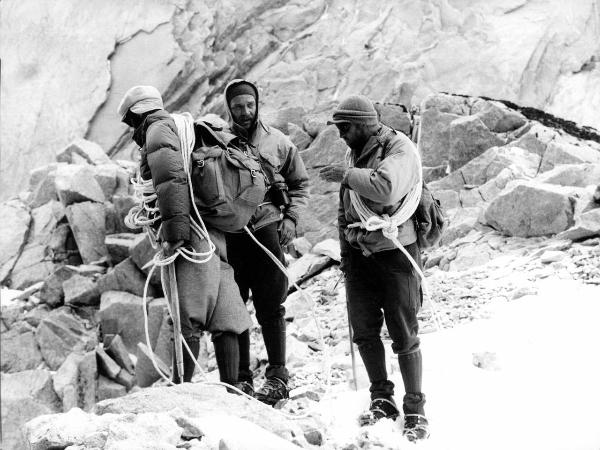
left=338, top=125, right=421, bottom=257
left=223, top=79, right=309, bottom=231
left=135, top=110, right=191, bottom=244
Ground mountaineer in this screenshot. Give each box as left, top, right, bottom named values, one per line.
left=222, top=79, right=310, bottom=405
left=117, top=85, right=252, bottom=389
left=319, top=95, right=430, bottom=441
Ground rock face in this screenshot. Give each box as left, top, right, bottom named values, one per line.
left=0, top=200, right=31, bottom=283
left=484, top=182, right=578, bottom=237
left=3, top=0, right=600, bottom=200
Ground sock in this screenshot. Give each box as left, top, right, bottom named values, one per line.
left=237, top=330, right=252, bottom=382
left=173, top=335, right=199, bottom=384
left=213, top=332, right=240, bottom=385
left=358, top=340, right=394, bottom=399
left=398, top=350, right=426, bottom=415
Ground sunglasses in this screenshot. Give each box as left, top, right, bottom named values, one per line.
left=336, top=122, right=352, bottom=134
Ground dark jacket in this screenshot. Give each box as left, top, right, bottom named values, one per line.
left=223, top=79, right=309, bottom=231
left=338, top=126, right=421, bottom=257
left=136, top=110, right=191, bottom=243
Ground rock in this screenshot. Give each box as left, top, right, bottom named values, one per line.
left=290, top=236, right=312, bottom=256
left=96, top=345, right=122, bottom=379
left=449, top=242, right=497, bottom=271
left=96, top=383, right=307, bottom=446
left=97, top=375, right=127, bottom=401
left=472, top=351, right=500, bottom=371
left=287, top=122, right=312, bottom=151
left=374, top=102, right=412, bottom=135
left=92, top=163, right=118, bottom=199
left=287, top=253, right=332, bottom=286
left=0, top=323, right=44, bottom=373
left=53, top=352, right=84, bottom=411
left=97, top=257, right=155, bottom=297
left=40, top=265, right=102, bottom=307
left=129, top=233, right=161, bottom=286
left=54, top=164, right=105, bottom=205
left=105, top=334, right=135, bottom=375
left=539, top=140, right=600, bottom=172
left=434, top=189, right=460, bottom=210
left=423, top=164, right=447, bottom=183
left=135, top=342, right=171, bottom=387
left=557, top=208, right=600, bottom=241
left=63, top=274, right=100, bottom=306
left=284, top=291, right=315, bottom=321
left=77, top=351, right=98, bottom=412
left=301, top=124, right=348, bottom=169
left=29, top=164, right=62, bottom=208
left=35, top=307, right=97, bottom=370
left=152, top=314, right=174, bottom=373
left=262, top=106, right=306, bottom=134
left=448, top=115, right=506, bottom=171
left=459, top=187, right=485, bottom=207
left=110, top=194, right=138, bottom=233
left=2, top=369, right=61, bottom=450
left=484, top=182, right=577, bottom=237
left=536, top=163, right=600, bottom=188
left=510, top=123, right=557, bottom=157
left=0, top=200, right=31, bottom=282
left=9, top=201, right=68, bottom=289
left=99, top=291, right=162, bottom=353
left=441, top=207, right=483, bottom=245
left=23, top=304, right=52, bottom=328
left=302, top=112, right=329, bottom=138
left=56, top=138, right=111, bottom=165
left=540, top=250, right=565, bottom=263
left=472, top=99, right=526, bottom=133
left=418, top=107, right=460, bottom=167
left=312, top=238, right=341, bottom=261
left=421, top=93, right=470, bottom=115
left=66, top=201, right=108, bottom=264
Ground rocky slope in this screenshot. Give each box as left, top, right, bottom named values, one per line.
left=2, top=0, right=600, bottom=199
left=1, top=93, right=599, bottom=449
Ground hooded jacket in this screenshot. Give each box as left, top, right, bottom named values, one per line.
left=223, top=79, right=309, bottom=231
left=338, top=125, right=421, bottom=257
left=136, top=110, right=191, bottom=243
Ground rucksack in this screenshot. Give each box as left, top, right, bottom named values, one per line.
left=413, top=182, right=447, bottom=248
left=189, top=121, right=266, bottom=232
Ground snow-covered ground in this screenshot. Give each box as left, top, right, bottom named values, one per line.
left=316, top=278, right=600, bottom=449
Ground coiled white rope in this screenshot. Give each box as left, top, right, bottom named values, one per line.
left=345, top=146, right=443, bottom=331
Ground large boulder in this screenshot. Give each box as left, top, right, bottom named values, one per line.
left=1, top=369, right=61, bottom=450
left=539, top=140, right=600, bottom=172
left=374, top=102, right=412, bottom=135
left=0, top=200, right=31, bottom=283
left=448, top=115, right=506, bottom=171
left=52, top=351, right=97, bottom=412
left=99, top=291, right=165, bottom=353
left=66, top=201, right=108, bottom=264
left=9, top=201, right=67, bottom=289
left=56, top=138, right=112, bottom=165
left=97, top=257, right=156, bottom=297
left=54, top=165, right=105, bottom=206
left=1, top=322, right=45, bottom=373
left=471, top=99, right=527, bottom=133
left=418, top=107, right=460, bottom=167
left=35, top=307, right=98, bottom=370
left=484, top=182, right=580, bottom=237
left=556, top=208, right=600, bottom=241
left=535, top=163, right=600, bottom=187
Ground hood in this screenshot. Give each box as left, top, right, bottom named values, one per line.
left=132, top=109, right=170, bottom=147
left=223, top=79, right=260, bottom=136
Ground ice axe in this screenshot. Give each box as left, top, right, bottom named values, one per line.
left=167, top=263, right=184, bottom=384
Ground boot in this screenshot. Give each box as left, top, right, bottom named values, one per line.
left=255, top=377, right=289, bottom=406
left=403, top=414, right=430, bottom=441
left=358, top=397, right=400, bottom=426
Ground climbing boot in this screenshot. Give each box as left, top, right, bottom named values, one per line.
left=254, top=377, right=289, bottom=406
left=233, top=380, right=255, bottom=396
left=403, top=414, right=430, bottom=442
left=358, top=397, right=400, bottom=426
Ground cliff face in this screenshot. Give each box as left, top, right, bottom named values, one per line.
left=2, top=0, right=600, bottom=199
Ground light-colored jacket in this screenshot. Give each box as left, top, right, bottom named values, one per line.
left=223, top=79, right=309, bottom=231
left=338, top=125, right=421, bottom=256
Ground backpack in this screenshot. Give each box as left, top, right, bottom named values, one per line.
left=413, top=182, right=447, bottom=248
left=189, top=121, right=266, bottom=232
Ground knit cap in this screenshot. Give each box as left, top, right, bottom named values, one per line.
left=117, top=85, right=163, bottom=119
left=226, top=81, right=257, bottom=105
left=329, top=95, right=378, bottom=125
